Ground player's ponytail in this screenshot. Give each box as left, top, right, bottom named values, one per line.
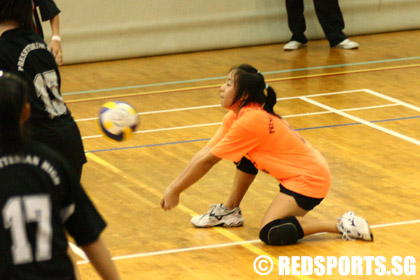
left=0, top=72, right=28, bottom=155
left=231, top=64, right=281, bottom=118
left=263, top=85, right=280, bottom=118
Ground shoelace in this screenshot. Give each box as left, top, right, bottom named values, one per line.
left=341, top=230, right=355, bottom=241
left=207, top=203, right=222, bottom=213
left=337, top=219, right=356, bottom=241
left=206, top=203, right=241, bottom=217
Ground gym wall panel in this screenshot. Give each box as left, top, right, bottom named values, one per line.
left=43, top=0, right=420, bottom=64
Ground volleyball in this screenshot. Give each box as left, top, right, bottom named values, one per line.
left=98, top=101, right=139, bottom=141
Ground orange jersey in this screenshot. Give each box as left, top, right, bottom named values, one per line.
left=209, top=104, right=331, bottom=198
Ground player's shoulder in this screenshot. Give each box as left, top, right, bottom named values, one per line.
left=221, top=110, right=237, bottom=127
left=1, top=27, right=28, bottom=40
left=223, top=110, right=236, bottom=120
left=238, top=105, right=268, bottom=122
left=0, top=32, right=16, bottom=54
left=236, top=105, right=277, bottom=135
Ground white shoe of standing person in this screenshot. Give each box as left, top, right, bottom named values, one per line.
left=334, top=39, right=359, bottom=49
left=283, top=40, right=307, bottom=51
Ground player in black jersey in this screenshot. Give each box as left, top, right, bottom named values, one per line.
left=32, top=0, right=63, bottom=65
left=0, top=72, right=120, bottom=280
left=0, top=0, right=85, bottom=180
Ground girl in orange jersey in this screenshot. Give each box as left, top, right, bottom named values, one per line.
left=161, top=64, right=372, bottom=245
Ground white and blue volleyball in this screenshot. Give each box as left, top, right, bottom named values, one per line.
left=98, top=101, right=139, bottom=141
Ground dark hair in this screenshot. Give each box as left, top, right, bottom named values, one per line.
left=0, top=0, right=33, bottom=29
left=0, top=72, right=29, bottom=155
left=230, top=64, right=280, bottom=118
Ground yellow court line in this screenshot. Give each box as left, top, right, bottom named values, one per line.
left=66, top=63, right=420, bottom=104
left=85, top=153, right=313, bottom=280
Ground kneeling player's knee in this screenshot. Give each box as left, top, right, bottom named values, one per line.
left=259, top=217, right=304, bottom=245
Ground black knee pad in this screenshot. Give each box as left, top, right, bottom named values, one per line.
left=235, top=157, right=258, bottom=175
left=259, top=217, right=304, bottom=245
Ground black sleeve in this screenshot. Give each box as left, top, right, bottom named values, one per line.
left=61, top=162, right=107, bottom=246
left=64, top=183, right=107, bottom=246
left=36, top=0, right=61, bottom=21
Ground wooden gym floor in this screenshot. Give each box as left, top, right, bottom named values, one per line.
left=61, top=30, right=420, bottom=279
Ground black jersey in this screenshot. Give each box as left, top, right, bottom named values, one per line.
left=0, top=140, right=106, bottom=280
left=0, top=27, right=87, bottom=177
left=0, top=27, right=69, bottom=123
left=35, top=0, right=60, bottom=21
left=33, top=0, right=61, bottom=39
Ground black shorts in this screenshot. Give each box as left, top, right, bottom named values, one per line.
left=235, top=157, right=258, bottom=175
left=279, top=184, right=324, bottom=211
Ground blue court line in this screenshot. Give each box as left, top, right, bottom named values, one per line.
left=63, top=56, right=420, bottom=96
left=85, top=138, right=210, bottom=154
left=84, top=115, right=420, bottom=154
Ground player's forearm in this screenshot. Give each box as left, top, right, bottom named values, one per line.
left=168, top=151, right=221, bottom=195
left=49, top=15, right=60, bottom=36
left=81, top=238, right=120, bottom=280
left=168, top=145, right=211, bottom=189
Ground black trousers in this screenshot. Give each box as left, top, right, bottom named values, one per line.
left=285, top=0, right=347, bottom=47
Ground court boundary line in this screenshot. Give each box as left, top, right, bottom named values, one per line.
left=83, top=115, right=420, bottom=154
left=74, top=89, right=373, bottom=122
left=78, top=86, right=419, bottom=141
left=364, top=89, right=420, bottom=113
left=76, top=219, right=420, bottom=265
left=301, top=92, right=420, bottom=146
left=81, top=103, right=404, bottom=140
left=81, top=103, right=409, bottom=141
left=65, top=63, right=420, bottom=103
left=63, top=56, right=420, bottom=96
left=80, top=86, right=420, bottom=152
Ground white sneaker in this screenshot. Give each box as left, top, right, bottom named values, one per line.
left=334, top=39, right=359, bottom=49
left=191, top=204, right=244, bottom=227
left=283, top=41, right=307, bottom=51
left=337, top=211, right=373, bottom=241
